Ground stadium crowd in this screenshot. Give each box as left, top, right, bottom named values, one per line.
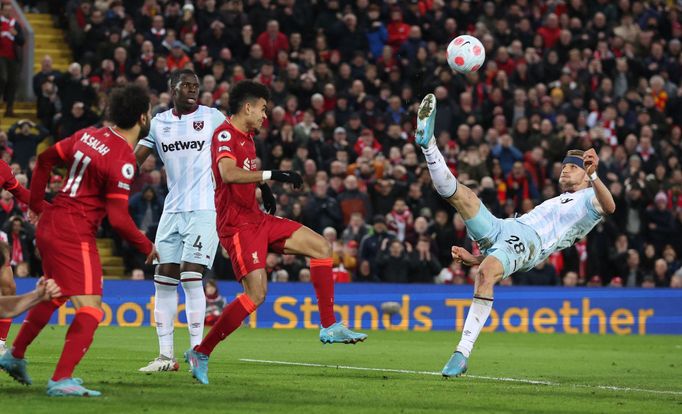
left=2, top=0, right=682, bottom=288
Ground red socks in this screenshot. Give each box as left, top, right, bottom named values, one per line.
left=310, top=258, right=336, bottom=328
left=11, top=299, right=64, bottom=359
left=52, top=306, right=103, bottom=381
left=0, top=318, right=11, bottom=342
left=195, top=295, right=256, bottom=356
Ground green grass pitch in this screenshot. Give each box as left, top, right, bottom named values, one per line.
left=1, top=325, right=680, bottom=413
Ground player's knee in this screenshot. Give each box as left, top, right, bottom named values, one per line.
left=314, top=239, right=332, bottom=259
left=248, top=291, right=266, bottom=307
left=476, top=266, right=496, bottom=288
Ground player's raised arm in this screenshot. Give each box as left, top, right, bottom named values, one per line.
left=584, top=148, right=616, bottom=215
left=29, top=136, right=77, bottom=214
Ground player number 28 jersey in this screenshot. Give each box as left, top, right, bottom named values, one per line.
left=139, top=105, right=225, bottom=213
left=517, top=187, right=603, bottom=261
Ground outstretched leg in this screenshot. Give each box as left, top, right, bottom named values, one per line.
left=416, top=93, right=482, bottom=220
left=416, top=93, right=505, bottom=376
left=283, top=225, right=367, bottom=344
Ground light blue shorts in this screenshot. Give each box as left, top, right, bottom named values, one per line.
left=464, top=202, right=542, bottom=278
left=155, top=210, right=219, bottom=268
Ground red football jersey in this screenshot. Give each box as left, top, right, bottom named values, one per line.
left=211, top=121, right=264, bottom=237
left=0, top=160, right=20, bottom=192
left=32, top=127, right=144, bottom=238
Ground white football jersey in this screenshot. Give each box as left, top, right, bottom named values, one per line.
left=139, top=105, right=226, bottom=212
left=517, top=187, right=603, bottom=261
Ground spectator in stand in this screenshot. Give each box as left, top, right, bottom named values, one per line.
left=375, top=239, right=411, bottom=283
left=0, top=2, right=24, bottom=117
left=7, top=120, right=48, bottom=172
left=256, top=19, right=289, bottom=62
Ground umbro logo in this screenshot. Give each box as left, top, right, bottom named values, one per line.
left=560, top=198, right=573, bottom=204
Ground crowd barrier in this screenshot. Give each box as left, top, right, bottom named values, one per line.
left=12, top=279, right=682, bottom=334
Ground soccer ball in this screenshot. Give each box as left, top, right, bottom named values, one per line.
left=446, top=35, right=485, bottom=74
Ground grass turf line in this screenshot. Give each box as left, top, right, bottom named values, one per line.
left=0, top=326, right=680, bottom=414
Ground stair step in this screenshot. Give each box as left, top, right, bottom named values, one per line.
left=103, top=275, right=127, bottom=280
left=5, top=102, right=36, bottom=110
left=30, top=26, right=62, bottom=34
left=33, top=63, right=69, bottom=73
left=102, top=266, right=125, bottom=275
left=35, top=48, right=71, bottom=58
left=101, top=256, right=123, bottom=266
left=96, top=239, right=115, bottom=249
left=27, top=14, right=54, bottom=22
left=97, top=247, right=114, bottom=256
left=0, top=116, right=39, bottom=125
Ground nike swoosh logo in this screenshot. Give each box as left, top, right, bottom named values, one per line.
left=561, top=198, right=573, bottom=204
left=463, top=41, right=470, bottom=46
left=240, top=142, right=246, bottom=146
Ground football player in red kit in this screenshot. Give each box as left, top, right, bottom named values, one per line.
left=186, top=80, right=366, bottom=385
left=0, top=160, right=47, bottom=354
left=0, top=85, right=159, bottom=397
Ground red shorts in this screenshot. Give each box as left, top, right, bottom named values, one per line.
left=36, top=211, right=102, bottom=297
left=221, top=215, right=302, bottom=280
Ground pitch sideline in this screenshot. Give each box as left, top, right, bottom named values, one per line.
left=238, top=358, right=682, bottom=396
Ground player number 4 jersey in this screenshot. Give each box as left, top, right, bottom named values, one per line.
left=139, top=105, right=226, bottom=213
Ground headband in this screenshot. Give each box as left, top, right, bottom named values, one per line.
left=562, top=155, right=584, bottom=169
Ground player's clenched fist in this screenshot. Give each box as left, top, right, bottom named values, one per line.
left=583, top=148, right=598, bottom=175
left=35, top=277, right=62, bottom=300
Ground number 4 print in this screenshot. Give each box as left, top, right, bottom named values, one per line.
left=193, top=235, right=203, bottom=251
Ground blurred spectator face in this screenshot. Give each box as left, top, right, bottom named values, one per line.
left=389, top=240, right=404, bottom=257
left=627, top=250, right=640, bottom=268
left=563, top=271, right=578, bottom=287
left=91, top=10, right=104, bottom=24
left=200, top=91, right=213, bottom=106
left=323, top=227, right=337, bottom=243
left=68, top=62, right=82, bottom=78
left=393, top=199, right=407, bottom=214
left=511, top=162, right=525, bottom=179
left=654, top=259, right=668, bottom=277
left=114, top=47, right=127, bottom=63
left=155, top=56, right=167, bottom=71
left=609, top=277, right=623, bottom=287
left=15, top=262, right=29, bottom=278
left=414, top=217, right=427, bottom=234
left=11, top=218, right=22, bottom=234
left=266, top=253, right=279, bottom=269
left=275, top=270, right=289, bottom=282
left=152, top=15, right=164, bottom=30
left=299, top=268, right=311, bottom=282
left=642, top=277, right=655, bottom=288
left=344, top=175, right=358, bottom=191
left=304, top=159, right=317, bottom=176
left=250, top=44, right=263, bottom=60
left=72, top=102, right=85, bottom=118
left=671, top=274, right=682, bottom=288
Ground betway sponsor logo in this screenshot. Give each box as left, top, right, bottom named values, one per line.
left=161, top=140, right=205, bottom=152
left=80, top=133, right=110, bottom=156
